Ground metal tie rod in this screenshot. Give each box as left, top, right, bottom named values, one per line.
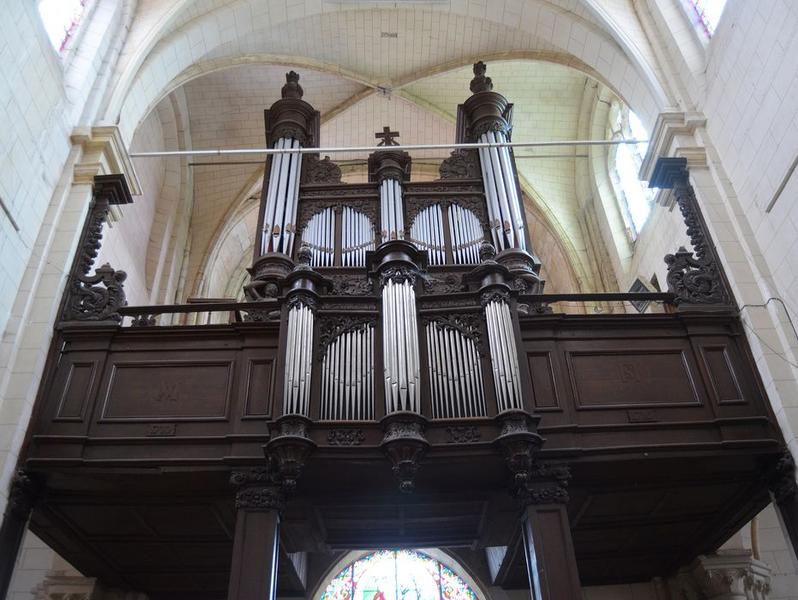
left=130, top=138, right=648, bottom=158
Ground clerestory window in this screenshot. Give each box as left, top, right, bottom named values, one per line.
left=606, top=102, right=654, bottom=240
left=683, top=0, right=728, bottom=38
left=38, top=0, right=88, bottom=54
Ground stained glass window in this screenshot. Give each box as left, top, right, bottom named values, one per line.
left=685, top=0, right=728, bottom=37
left=38, top=0, right=87, bottom=53
left=320, top=550, right=479, bottom=600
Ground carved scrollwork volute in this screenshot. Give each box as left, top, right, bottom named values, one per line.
left=650, top=157, right=732, bottom=307
left=61, top=175, right=133, bottom=323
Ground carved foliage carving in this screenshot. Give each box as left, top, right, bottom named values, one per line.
left=301, top=155, right=342, bottom=184
left=439, top=149, right=481, bottom=180
left=231, top=468, right=285, bottom=512
left=326, top=273, right=374, bottom=296
left=318, top=315, right=376, bottom=357
left=422, top=273, right=465, bottom=295
left=423, top=313, right=482, bottom=344
left=659, top=167, right=730, bottom=305
left=446, top=426, right=481, bottom=444
left=327, top=429, right=366, bottom=446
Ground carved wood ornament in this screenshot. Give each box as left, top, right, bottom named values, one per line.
left=62, top=175, right=133, bottom=323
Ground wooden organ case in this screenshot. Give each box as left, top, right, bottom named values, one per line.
left=2, top=63, right=792, bottom=600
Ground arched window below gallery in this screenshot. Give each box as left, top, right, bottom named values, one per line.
left=319, top=549, right=482, bottom=600
left=606, top=101, right=655, bottom=241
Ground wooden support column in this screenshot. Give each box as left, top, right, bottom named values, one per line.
left=521, top=502, right=582, bottom=600
left=768, top=450, right=798, bottom=568
left=0, top=471, right=40, bottom=600
left=493, top=409, right=580, bottom=599
left=227, top=469, right=284, bottom=600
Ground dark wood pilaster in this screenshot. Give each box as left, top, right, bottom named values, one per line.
left=0, top=471, right=40, bottom=600
left=521, top=503, right=582, bottom=600
left=227, top=469, right=284, bottom=600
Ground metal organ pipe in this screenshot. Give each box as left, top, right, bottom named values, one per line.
left=382, top=279, right=420, bottom=414
left=283, top=302, right=314, bottom=417
left=484, top=298, right=523, bottom=412
left=260, top=137, right=304, bottom=256
left=425, top=321, right=486, bottom=418
left=478, top=131, right=526, bottom=251
left=380, top=179, right=405, bottom=242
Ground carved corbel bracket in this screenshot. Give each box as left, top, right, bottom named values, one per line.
left=494, top=411, right=546, bottom=497
left=61, top=175, right=133, bottom=324
left=381, top=412, right=430, bottom=494
left=229, top=468, right=285, bottom=513
left=650, top=157, right=733, bottom=308
left=264, top=416, right=316, bottom=494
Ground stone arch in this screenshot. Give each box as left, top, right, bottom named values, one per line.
left=106, top=1, right=672, bottom=145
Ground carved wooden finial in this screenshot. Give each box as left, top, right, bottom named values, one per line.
left=479, top=241, right=497, bottom=262
left=470, top=61, right=493, bottom=93
left=281, top=71, right=304, bottom=100
left=297, top=242, right=312, bottom=266
left=375, top=126, right=400, bottom=146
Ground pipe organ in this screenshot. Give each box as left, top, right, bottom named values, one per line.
left=17, top=63, right=787, bottom=600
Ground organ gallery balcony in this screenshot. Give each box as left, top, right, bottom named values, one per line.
left=4, top=64, right=790, bottom=600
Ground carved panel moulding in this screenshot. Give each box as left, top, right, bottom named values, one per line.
left=649, top=157, right=733, bottom=307
left=327, top=429, right=366, bottom=446
left=324, top=273, right=374, bottom=296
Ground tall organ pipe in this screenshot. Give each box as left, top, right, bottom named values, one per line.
left=380, top=179, right=405, bottom=242
left=260, top=137, right=304, bottom=256
left=484, top=298, right=523, bottom=412
left=382, top=279, right=420, bottom=414
left=283, top=302, right=314, bottom=417
left=477, top=131, right=526, bottom=251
